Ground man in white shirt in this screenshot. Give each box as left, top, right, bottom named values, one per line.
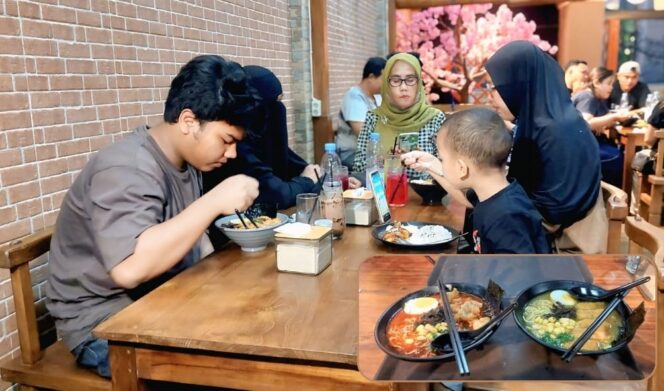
left=337, top=57, right=386, bottom=167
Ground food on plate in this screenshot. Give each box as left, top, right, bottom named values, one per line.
left=386, top=288, right=493, bottom=358
left=522, top=290, right=624, bottom=352
left=382, top=221, right=453, bottom=245
left=225, top=215, right=282, bottom=230
left=382, top=221, right=412, bottom=243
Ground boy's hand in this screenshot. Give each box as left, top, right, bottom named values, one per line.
left=401, top=151, right=442, bottom=176
left=211, top=175, right=259, bottom=214
left=300, top=164, right=321, bottom=183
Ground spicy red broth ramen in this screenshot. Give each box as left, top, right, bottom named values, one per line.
left=386, top=289, right=493, bottom=358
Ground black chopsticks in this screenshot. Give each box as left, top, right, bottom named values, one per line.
left=560, top=290, right=628, bottom=362
left=438, top=280, right=470, bottom=375
left=234, top=209, right=251, bottom=229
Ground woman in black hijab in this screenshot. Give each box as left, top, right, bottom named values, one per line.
left=485, top=41, right=606, bottom=253
left=203, top=66, right=319, bottom=212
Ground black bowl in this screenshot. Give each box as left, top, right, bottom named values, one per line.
left=409, top=180, right=447, bottom=205
left=374, top=283, right=503, bottom=362
left=513, top=280, right=635, bottom=356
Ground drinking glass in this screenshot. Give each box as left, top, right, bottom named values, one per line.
left=385, top=154, right=408, bottom=207
left=296, top=193, right=320, bottom=224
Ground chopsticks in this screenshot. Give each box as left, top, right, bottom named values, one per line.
left=438, top=280, right=470, bottom=375
left=425, top=255, right=436, bottom=265
left=234, top=209, right=250, bottom=229
left=560, top=290, right=628, bottom=362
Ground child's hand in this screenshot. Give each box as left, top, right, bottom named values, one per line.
left=211, top=174, right=259, bottom=215
left=401, top=151, right=442, bottom=176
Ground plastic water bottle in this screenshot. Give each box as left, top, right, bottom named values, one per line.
left=620, top=92, right=630, bottom=111
left=320, top=143, right=343, bottom=184
left=365, top=132, right=384, bottom=188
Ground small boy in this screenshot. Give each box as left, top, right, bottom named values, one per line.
left=45, top=55, right=262, bottom=377
left=402, top=107, right=551, bottom=254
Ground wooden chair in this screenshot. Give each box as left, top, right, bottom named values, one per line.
left=0, top=227, right=110, bottom=391
left=638, top=129, right=664, bottom=226
left=623, top=215, right=664, bottom=391
left=601, top=181, right=629, bottom=254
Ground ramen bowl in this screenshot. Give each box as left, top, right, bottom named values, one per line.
left=513, top=280, right=638, bottom=356
left=374, top=282, right=503, bottom=361
left=214, top=213, right=289, bottom=252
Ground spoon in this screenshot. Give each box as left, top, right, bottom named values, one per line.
left=431, top=302, right=517, bottom=352
left=569, top=276, right=650, bottom=301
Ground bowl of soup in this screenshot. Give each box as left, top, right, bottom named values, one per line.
left=409, top=179, right=447, bottom=205
left=374, top=282, right=503, bottom=361
left=514, top=280, right=636, bottom=356
left=214, top=213, right=289, bottom=252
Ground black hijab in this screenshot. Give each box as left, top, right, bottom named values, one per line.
left=242, top=65, right=307, bottom=178
left=485, top=41, right=601, bottom=227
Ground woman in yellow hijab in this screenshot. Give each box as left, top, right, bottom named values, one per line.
left=352, top=53, right=444, bottom=179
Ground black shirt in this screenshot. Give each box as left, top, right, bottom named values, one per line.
left=609, top=80, right=650, bottom=109
left=467, top=180, right=551, bottom=254
left=648, top=100, right=664, bottom=129
left=485, top=41, right=601, bottom=227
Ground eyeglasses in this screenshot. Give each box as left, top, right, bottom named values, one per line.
left=388, top=76, right=419, bottom=87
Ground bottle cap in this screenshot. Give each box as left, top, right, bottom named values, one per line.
left=324, top=143, right=336, bottom=152
left=370, top=132, right=380, bottom=141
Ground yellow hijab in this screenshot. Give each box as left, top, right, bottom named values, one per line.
left=373, top=53, right=440, bottom=153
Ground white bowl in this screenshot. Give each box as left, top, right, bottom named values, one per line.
left=214, top=213, right=290, bottom=252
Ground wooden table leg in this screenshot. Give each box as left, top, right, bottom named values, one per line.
left=109, top=343, right=147, bottom=391
left=624, top=134, right=637, bottom=201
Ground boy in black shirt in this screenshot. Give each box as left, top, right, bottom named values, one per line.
left=402, top=108, right=551, bottom=254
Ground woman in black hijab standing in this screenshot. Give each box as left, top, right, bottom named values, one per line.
left=485, top=41, right=606, bottom=253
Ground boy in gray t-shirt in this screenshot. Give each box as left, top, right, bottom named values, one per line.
left=45, top=55, right=262, bottom=377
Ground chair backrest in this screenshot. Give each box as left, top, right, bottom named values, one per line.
left=652, top=129, right=664, bottom=176
left=625, top=216, right=664, bottom=291
left=0, top=226, right=54, bottom=365
left=601, top=181, right=629, bottom=254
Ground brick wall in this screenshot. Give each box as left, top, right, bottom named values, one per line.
left=0, top=1, right=292, bottom=388
left=0, top=0, right=388, bottom=388
left=327, top=0, right=387, bottom=132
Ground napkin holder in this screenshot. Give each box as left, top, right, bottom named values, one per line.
left=343, top=189, right=377, bottom=226
left=275, top=225, right=333, bottom=275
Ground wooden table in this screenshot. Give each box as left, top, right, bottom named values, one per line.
left=619, top=126, right=646, bottom=199
left=94, top=194, right=465, bottom=390
left=358, top=255, right=657, bottom=385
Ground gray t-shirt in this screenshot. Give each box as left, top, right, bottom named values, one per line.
left=45, top=125, right=202, bottom=350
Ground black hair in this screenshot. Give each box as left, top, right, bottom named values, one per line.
left=564, top=59, right=588, bottom=72
left=164, top=55, right=262, bottom=132
left=362, top=57, right=387, bottom=79
left=589, top=66, right=615, bottom=96
left=387, top=51, right=424, bottom=68
left=440, top=108, right=513, bottom=169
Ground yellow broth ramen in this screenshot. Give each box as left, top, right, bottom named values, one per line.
left=522, top=291, right=624, bottom=352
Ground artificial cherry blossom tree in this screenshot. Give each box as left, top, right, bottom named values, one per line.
left=397, top=4, right=558, bottom=103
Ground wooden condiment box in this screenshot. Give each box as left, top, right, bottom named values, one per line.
left=343, top=189, right=377, bottom=226
left=275, top=226, right=333, bottom=275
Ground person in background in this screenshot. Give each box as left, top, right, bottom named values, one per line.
left=572, top=67, right=631, bottom=187
left=564, top=59, right=590, bottom=96
left=336, top=57, right=386, bottom=167
left=352, top=52, right=445, bottom=180
left=45, top=55, right=261, bottom=377
left=573, top=67, right=632, bottom=131
left=609, top=60, right=651, bottom=109
left=484, top=41, right=605, bottom=254
left=402, top=108, right=551, bottom=254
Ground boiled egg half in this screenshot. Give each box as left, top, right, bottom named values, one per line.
left=403, top=296, right=439, bottom=315
left=550, top=290, right=577, bottom=307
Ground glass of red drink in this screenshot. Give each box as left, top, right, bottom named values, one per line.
left=335, top=166, right=350, bottom=190
left=385, top=155, right=408, bottom=207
